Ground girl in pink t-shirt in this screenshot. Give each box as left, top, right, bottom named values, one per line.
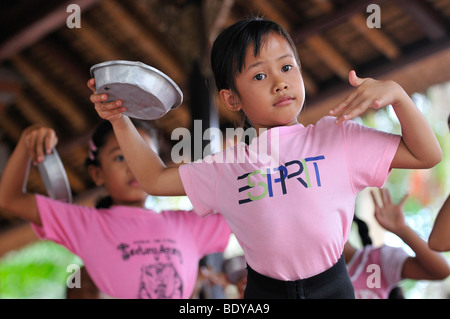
left=0, top=120, right=231, bottom=299
left=345, top=188, right=449, bottom=299
left=87, top=18, right=442, bottom=298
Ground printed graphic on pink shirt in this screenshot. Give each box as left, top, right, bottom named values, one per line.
left=117, top=239, right=184, bottom=299
left=237, top=155, right=325, bottom=204
left=138, top=263, right=183, bottom=299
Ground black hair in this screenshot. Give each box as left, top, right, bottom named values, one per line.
left=353, top=215, right=372, bottom=247
left=85, top=119, right=158, bottom=209
left=210, top=17, right=300, bottom=95
left=85, top=120, right=158, bottom=167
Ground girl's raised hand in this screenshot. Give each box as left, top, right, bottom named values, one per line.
left=329, top=70, right=404, bottom=124
left=370, top=188, right=409, bottom=234
left=87, top=78, right=126, bottom=122
left=21, top=125, right=58, bottom=166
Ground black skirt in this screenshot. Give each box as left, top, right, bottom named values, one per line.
left=244, top=254, right=355, bottom=299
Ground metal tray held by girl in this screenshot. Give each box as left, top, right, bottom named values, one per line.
left=90, top=60, right=183, bottom=120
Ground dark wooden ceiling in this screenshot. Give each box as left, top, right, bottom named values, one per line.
left=0, top=0, right=450, bottom=254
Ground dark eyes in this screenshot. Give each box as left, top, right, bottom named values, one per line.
left=282, top=65, right=292, bottom=72
left=253, top=65, right=293, bottom=81
left=114, top=155, right=125, bottom=162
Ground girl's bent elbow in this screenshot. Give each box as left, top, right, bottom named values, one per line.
left=428, top=150, right=443, bottom=168
left=428, top=237, right=450, bottom=253
left=422, top=149, right=443, bottom=169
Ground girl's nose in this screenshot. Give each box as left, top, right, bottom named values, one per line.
left=273, top=80, right=288, bottom=93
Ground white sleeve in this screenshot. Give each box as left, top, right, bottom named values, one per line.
left=379, top=245, right=410, bottom=285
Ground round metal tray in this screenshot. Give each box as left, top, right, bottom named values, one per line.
left=37, top=148, right=72, bottom=203
left=90, top=60, right=183, bottom=120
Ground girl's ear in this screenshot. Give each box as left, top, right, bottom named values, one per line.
left=88, top=165, right=104, bottom=187
left=220, top=89, right=241, bottom=112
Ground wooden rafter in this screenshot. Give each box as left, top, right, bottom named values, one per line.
left=349, top=14, right=401, bottom=60
left=11, top=55, right=88, bottom=133
left=32, top=41, right=90, bottom=100
left=301, top=41, right=450, bottom=125
left=100, top=0, right=185, bottom=84
left=69, top=19, right=124, bottom=62
left=0, top=113, right=22, bottom=141
left=396, top=0, right=448, bottom=41
left=305, top=35, right=352, bottom=81
left=246, top=0, right=290, bottom=31
left=290, top=0, right=387, bottom=43
left=0, top=0, right=100, bottom=61
left=310, top=0, right=333, bottom=13
left=15, top=94, right=53, bottom=127
left=208, top=0, right=235, bottom=46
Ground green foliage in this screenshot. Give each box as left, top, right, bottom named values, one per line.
left=0, top=241, right=82, bottom=299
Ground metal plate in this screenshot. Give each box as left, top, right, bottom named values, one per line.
left=90, top=60, right=183, bottom=120
left=37, top=148, right=72, bottom=203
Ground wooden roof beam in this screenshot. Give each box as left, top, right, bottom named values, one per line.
left=0, top=0, right=100, bottom=61
left=246, top=0, right=290, bottom=31
left=396, top=0, right=448, bottom=41
left=33, top=41, right=91, bottom=98
left=208, top=0, right=235, bottom=45
left=290, top=0, right=387, bottom=43
left=305, top=35, right=352, bottom=81
left=349, top=14, right=401, bottom=60
left=310, top=0, right=333, bottom=13
left=72, top=20, right=124, bottom=61
left=100, top=0, right=185, bottom=84
left=15, top=94, right=53, bottom=127
left=0, top=115, right=22, bottom=141
left=11, top=55, right=88, bottom=133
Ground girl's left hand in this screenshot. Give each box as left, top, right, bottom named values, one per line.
left=329, top=70, right=404, bottom=124
left=371, top=188, right=409, bottom=234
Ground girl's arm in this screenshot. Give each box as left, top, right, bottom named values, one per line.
left=428, top=195, right=450, bottom=252
left=0, top=125, right=58, bottom=226
left=88, top=79, right=185, bottom=196
left=371, top=188, right=450, bottom=280
left=330, top=71, right=442, bottom=170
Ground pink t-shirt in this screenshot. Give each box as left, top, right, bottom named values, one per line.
left=32, top=195, right=231, bottom=299
left=179, top=116, right=400, bottom=280
left=346, top=245, right=409, bottom=299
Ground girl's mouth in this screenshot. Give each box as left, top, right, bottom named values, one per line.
left=129, top=179, right=140, bottom=187
left=274, top=96, right=294, bottom=107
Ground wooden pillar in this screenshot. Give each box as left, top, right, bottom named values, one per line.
left=189, top=61, right=219, bottom=161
